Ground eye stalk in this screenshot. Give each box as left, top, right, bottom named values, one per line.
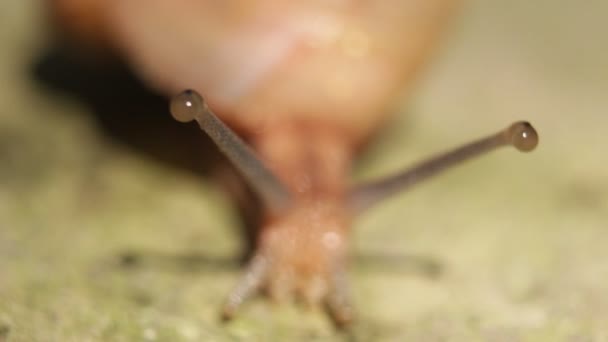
left=170, top=90, right=538, bottom=216
left=349, top=121, right=539, bottom=212
left=170, top=89, right=292, bottom=214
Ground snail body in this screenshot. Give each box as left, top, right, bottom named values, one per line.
left=49, top=0, right=538, bottom=325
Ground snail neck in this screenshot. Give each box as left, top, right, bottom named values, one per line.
left=251, top=120, right=353, bottom=201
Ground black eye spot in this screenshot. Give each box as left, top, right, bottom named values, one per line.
left=170, top=89, right=205, bottom=123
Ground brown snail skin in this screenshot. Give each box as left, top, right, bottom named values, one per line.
left=171, top=89, right=539, bottom=325
left=50, top=0, right=539, bottom=326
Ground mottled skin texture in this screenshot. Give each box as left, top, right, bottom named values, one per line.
left=48, top=0, right=459, bottom=322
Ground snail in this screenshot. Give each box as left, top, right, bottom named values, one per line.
left=49, top=0, right=538, bottom=325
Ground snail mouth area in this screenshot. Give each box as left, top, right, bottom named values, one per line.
left=263, top=263, right=333, bottom=305
left=258, top=205, right=350, bottom=303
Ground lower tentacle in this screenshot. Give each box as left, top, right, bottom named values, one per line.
left=221, top=253, right=270, bottom=320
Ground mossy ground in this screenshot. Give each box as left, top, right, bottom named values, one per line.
left=1, top=1, right=607, bottom=341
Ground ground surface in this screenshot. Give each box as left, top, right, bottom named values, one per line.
left=1, top=1, right=607, bottom=341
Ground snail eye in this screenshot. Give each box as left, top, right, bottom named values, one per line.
left=170, top=89, right=206, bottom=123
left=507, top=121, right=539, bottom=152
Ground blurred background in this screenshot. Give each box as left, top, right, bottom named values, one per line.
left=1, top=0, right=607, bottom=340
